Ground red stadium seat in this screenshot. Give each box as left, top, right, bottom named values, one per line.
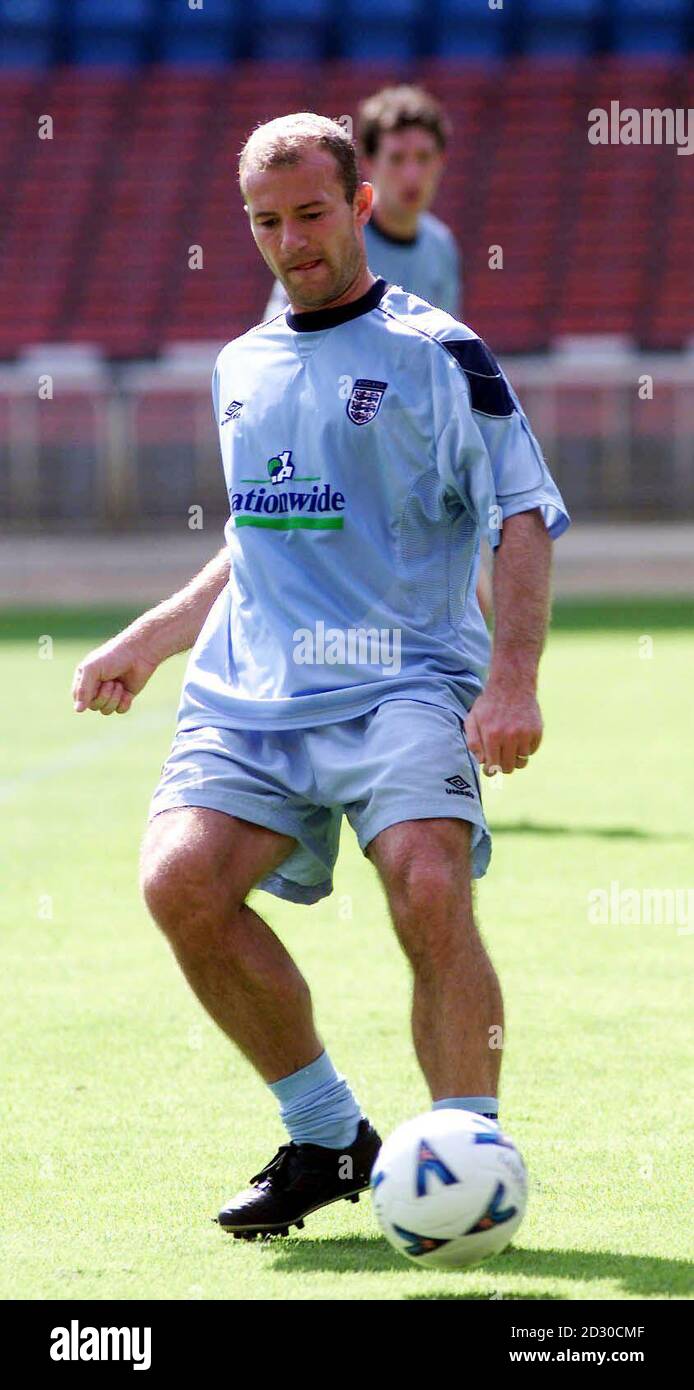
left=0, top=57, right=691, bottom=358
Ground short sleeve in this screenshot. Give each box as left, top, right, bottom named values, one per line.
left=434, top=336, right=570, bottom=549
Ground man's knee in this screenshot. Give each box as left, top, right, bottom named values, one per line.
left=139, top=811, right=242, bottom=933
left=373, top=821, right=471, bottom=909
left=371, top=821, right=476, bottom=967
left=398, top=859, right=461, bottom=918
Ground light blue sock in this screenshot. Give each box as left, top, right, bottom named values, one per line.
left=433, top=1096, right=499, bottom=1121
left=269, top=1050, right=362, bottom=1149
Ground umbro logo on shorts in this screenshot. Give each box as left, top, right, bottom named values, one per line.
left=444, top=774, right=475, bottom=798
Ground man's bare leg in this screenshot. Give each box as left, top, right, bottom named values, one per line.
left=141, top=805, right=379, bottom=1233
left=367, top=819, right=503, bottom=1102
left=140, top=806, right=321, bottom=1081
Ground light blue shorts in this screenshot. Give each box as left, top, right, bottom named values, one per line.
left=148, top=698, right=491, bottom=905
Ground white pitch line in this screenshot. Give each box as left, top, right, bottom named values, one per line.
left=0, top=709, right=173, bottom=804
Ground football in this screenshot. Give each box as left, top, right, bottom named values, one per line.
left=370, top=1110, right=528, bottom=1269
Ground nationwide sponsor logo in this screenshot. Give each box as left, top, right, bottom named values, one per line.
left=346, top=377, right=388, bottom=425
left=267, top=449, right=294, bottom=483
left=221, top=400, right=243, bottom=424
left=444, top=774, right=475, bottom=798
left=232, top=450, right=345, bottom=529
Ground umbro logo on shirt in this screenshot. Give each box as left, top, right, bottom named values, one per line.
left=444, top=774, right=475, bottom=798
left=221, top=400, right=244, bottom=424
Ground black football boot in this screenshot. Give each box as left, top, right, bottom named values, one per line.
left=216, top=1118, right=382, bottom=1238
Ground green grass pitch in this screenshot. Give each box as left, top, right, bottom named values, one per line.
left=1, top=599, right=692, bottom=1301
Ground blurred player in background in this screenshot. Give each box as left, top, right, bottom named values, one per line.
left=359, top=84, right=462, bottom=315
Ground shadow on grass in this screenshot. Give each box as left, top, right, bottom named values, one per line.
left=240, top=1235, right=692, bottom=1299
left=489, top=821, right=690, bottom=843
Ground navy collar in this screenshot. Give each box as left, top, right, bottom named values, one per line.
left=368, top=214, right=419, bottom=247
left=285, top=277, right=389, bottom=333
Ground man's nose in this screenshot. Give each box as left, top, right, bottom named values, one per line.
left=280, top=221, right=310, bottom=256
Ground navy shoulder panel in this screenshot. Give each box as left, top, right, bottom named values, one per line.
left=442, top=338, right=515, bottom=418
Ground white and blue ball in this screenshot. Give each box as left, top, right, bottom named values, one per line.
left=370, top=1109, right=528, bottom=1269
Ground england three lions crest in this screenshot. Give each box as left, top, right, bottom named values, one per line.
left=346, top=378, right=388, bottom=425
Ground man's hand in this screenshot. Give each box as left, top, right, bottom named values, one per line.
left=71, top=546, right=230, bottom=718
left=464, top=680, right=543, bottom=775
left=72, top=636, right=159, bottom=716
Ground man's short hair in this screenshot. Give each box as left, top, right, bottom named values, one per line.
left=239, top=113, right=358, bottom=204
left=358, top=86, right=451, bottom=159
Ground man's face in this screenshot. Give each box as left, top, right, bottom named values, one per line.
left=363, top=126, right=444, bottom=219
left=244, top=148, right=372, bottom=309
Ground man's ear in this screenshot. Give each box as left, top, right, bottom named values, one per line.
left=354, top=180, right=374, bottom=226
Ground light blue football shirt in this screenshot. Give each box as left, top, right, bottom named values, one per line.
left=264, top=210, right=461, bottom=318
left=177, top=278, right=569, bottom=734
left=365, top=210, right=461, bottom=316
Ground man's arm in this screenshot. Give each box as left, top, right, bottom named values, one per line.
left=72, top=546, right=229, bottom=716
left=464, top=510, right=551, bottom=774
